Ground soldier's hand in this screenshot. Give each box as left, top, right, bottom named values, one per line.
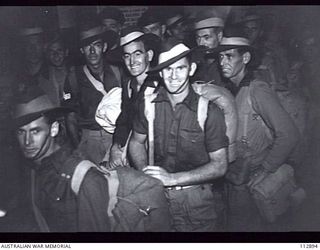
left=142, top=166, right=175, bottom=186
left=109, top=144, right=126, bottom=169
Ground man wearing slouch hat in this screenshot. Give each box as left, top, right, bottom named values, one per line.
left=75, top=20, right=123, bottom=165
left=13, top=84, right=111, bottom=232
left=129, top=38, right=228, bottom=231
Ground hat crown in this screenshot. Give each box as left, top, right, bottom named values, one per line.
left=120, top=26, right=145, bottom=46
left=13, top=85, right=57, bottom=119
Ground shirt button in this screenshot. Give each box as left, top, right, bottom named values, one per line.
left=56, top=197, right=61, bottom=201
left=61, top=173, right=66, bottom=178
left=66, top=175, right=71, bottom=179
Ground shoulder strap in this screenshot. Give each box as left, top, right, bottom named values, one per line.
left=248, top=82, right=273, bottom=140
left=144, top=90, right=158, bottom=166
left=197, top=96, right=209, bottom=131
left=71, top=160, right=96, bottom=195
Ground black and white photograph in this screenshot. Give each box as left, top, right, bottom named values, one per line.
left=0, top=5, right=319, bottom=242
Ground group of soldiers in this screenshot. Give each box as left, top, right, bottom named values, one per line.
left=0, top=6, right=318, bottom=232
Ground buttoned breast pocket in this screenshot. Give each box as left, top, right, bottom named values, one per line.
left=179, top=128, right=205, bottom=154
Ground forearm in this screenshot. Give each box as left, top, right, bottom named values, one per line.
left=170, top=148, right=227, bottom=186
left=129, top=138, right=148, bottom=171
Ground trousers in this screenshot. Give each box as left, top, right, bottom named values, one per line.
left=166, top=184, right=223, bottom=232
left=77, top=129, right=113, bottom=165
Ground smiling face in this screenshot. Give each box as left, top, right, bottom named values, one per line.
left=47, top=41, right=67, bottom=67
left=160, top=57, right=196, bottom=94
left=122, top=40, right=153, bottom=77
left=81, top=38, right=107, bottom=67
left=16, top=116, right=58, bottom=162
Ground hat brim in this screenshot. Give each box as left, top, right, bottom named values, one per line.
left=80, top=30, right=118, bottom=49
left=13, top=107, right=74, bottom=128
left=147, top=48, right=194, bottom=73
left=120, top=33, right=159, bottom=47
left=212, top=44, right=255, bottom=55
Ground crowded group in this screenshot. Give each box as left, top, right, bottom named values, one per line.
left=0, top=6, right=319, bottom=232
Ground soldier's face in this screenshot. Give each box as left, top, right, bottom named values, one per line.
left=81, top=39, right=107, bottom=67
left=196, top=28, right=219, bottom=49
left=244, top=21, right=261, bottom=44
left=219, top=49, right=246, bottom=80
left=123, top=41, right=151, bottom=77
left=16, top=116, right=55, bottom=162
left=102, top=19, right=121, bottom=34
left=24, top=34, right=44, bottom=64
left=160, top=57, right=196, bottom=94
left=47, top=41, right=66, bottom=67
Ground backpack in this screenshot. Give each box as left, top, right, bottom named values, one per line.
left=71, top=160, right=172, bottom=232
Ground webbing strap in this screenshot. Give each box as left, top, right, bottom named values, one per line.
left=71, top=160, right=95, bottom=195
left=197, top=96, right=209, bottom=131
left=83, top=65, right=108, bottom=96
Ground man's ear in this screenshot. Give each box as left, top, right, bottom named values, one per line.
left=217, top=30, right=223, bottom=43
left=147, top=49, right=154, bottom=62
left=159, top=71, right=163, bottom=78
left=189, top=62, right=197, bottom=76
left=50, top=121, right=60, bottom=137
left=242, top=51, right=251, bottom=65
left=80, top=48, right=84, bottom=54
left=103, top=42, right=108, bottom=53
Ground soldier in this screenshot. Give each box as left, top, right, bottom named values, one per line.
left=191, top=10, right=225, bottom=86
left=129, top=38, right=228, bottom=231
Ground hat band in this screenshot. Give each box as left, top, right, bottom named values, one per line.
left=120, top=31, right=144, bottom=46
left=220, top=37, right=250, bottom=46
left=194, top=17, right=224, bottom=29
left=20, top=27, right=43, bottom=36
left=159, top=43, right=190, bottom=65
left=80, top=26, right=104, bottom=41
left=14, top=95, right=55, bottom=119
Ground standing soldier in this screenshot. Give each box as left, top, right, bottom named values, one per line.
left=216, top=33, right=299, bottom=231
left=129, top=38, right=229, bottom=231
left=75, top=20, right=122, bottom=164
left=109, top=26, right=160, bottom=169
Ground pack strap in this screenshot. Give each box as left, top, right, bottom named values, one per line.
left=197, top=96, right=209, bottom=131
left=71, top=160, right=119, bottom=218
left=83, top=65, right=108, bottom=96
left=71, top=160, right=96, bottom=195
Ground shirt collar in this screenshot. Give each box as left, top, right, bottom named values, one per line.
left=153, top=85, right=198, bottom=112
left=40, top=143, right=73, bottom=174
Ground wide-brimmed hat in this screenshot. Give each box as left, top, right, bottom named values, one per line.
left=137, top=7, right=164, bottom=28
left=19, top=26, right=43, bottom=37
left=119, top=26, right=160, bottom=47
left=79, top=25, right=118, bottom=48
left=238, top=14, right=262, bottom=24
left=12, top=84, right=73, bottom=128
left=213, top=36, right=253, bottom=53
left=194, top=17, right=224, bottom=30
left=147, top=38, right=194, bottom=73
left=98, top=7, right=125, bottom=25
